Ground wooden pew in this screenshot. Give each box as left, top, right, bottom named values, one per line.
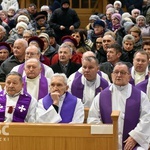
left=0, top=111, right=119, bottom=150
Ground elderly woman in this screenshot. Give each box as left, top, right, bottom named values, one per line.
left=111, top=13, right=122, bottom=32
left=121, top=34, right=136, bottom=64
left=136, top=15, right=150, bottom=36
left=0, top=42, right=11, bottom=65
left=23, top=30, right=35, bottom=42
left=88, top=20, right=107, bottom=43
left=9, top=21, right=28, bottom=40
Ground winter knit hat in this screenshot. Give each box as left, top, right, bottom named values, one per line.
left=93, top=20, right=105, bottom=28
left=8, top=6, right=16, bottom=12
left=38, top=33, right=50, bottom=44
left=106, top=4, right=113, bottom=10
left=17, top=15, right=29, bottom=24
left=28, top=36, right=44, bottom=50
left=111, top=13, right=122, bottom=21
left=61, top=35, right=77, bottom=47
left=122, top=12, right=132, bottom=20
left=114, top=1, right=122, bottom=8
left=61, top=0, right=70, bottom=6
left=16, top=22, right=28, bottom=30
left=89, top=15, right=100, bottom=21
left=123, top=22, right=134, bottom=32
left=0, top=42, right=11, bottom=53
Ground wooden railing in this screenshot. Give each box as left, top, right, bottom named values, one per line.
left=0, top=111, right=119, bottom=150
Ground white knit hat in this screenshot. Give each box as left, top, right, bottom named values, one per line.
left=8, top=6, right=16, bottom=12
left=122, top=12, right=132, bottom=20
left=17, top=15, right=29, bottom=24
left=38, top=33, right=50, bottom=44
left=114, top=1, right=122, bottom=8
left=16, top=22, right=28, bottom=30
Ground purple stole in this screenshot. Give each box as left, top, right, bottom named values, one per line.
left=135, top=79, right=148, bottom=93
left=42, top=92, right=77, bottom=123
left=0, top=90, right=31, bottom=122
left=99, top=86, right=141, bottom=149
left=71, top=71, right=108, bottom=99
left=18, top=63, right=45, bottom=75
left=129, top=68, right=149, bottom=86
left=23, top=75, right=48, bottom=100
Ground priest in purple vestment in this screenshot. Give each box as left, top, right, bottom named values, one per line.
left=23, top=58, right=50, bottom=100
left=0, top=71, right=37, bottom=122
left=87, top=62, right=150, bottom=150
left=68, top=56, right=109, bottom=108
left=36, top=73, right=84, bottom=123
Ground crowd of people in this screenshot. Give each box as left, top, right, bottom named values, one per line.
left=0, top=0, right=150, bottom=149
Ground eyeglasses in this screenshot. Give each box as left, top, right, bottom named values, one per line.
left=112, top=71, right=129, bottom=75
left=25, top=52, right=38, bottom=56
left=96, top=42, right=102, bottom=44
left=23, top=36, right=31, bottom=39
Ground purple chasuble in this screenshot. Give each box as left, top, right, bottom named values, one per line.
left=18, top=63, right=45, bottom=75
left=0, top=90, right=31, bottom=122
left=99, top=86, right=141, bottom=149
left=129, top=68, right=148, bottom=86
left=0, top=91, right=6, bottom=121
left=135, top=79, right=148, bottom=93
left=43, top=92, right=77, bottom=123
left=23, top=75, right=48, bottom=100
left=71, top=71, right=108, bottom=99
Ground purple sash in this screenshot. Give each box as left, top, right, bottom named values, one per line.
left=99, top=86, right=141, bottom=149
left=23, top=75, right=48, bottom=100
left=135, top=79, right=148, bottom=93
left=43, top=92, right=77, bottom=123
left=0, top=91, right=6, bottom=121
left=71, top=71, right=108, bottom=99
left=129, top=68, right=149, bottom=86
left=0, top=91, right=31, bottom=122
left=18, top=63, right=45, bottom=75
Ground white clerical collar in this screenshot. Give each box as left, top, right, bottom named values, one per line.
left=6, top=91, right=21, bottom=97
left=134, top=70, right=145, bottom=76
left=86, top=79, right=96, bottom=86
left=5, top=89, right=24, bottom=97
left=26, top=74, right=40, bottom=81
left=112, top=83, right=129, bottom=91
left=59, top=93, right=66, bottom=101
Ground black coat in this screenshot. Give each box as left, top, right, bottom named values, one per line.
left=51, top=60, right=81, bottom=78
left=50, top=7, right=80, bottom=43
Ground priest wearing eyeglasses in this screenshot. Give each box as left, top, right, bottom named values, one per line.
left=88, top=62, right=150, bottom=150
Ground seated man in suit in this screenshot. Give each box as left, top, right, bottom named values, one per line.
left=0, top=71, right=37, bottom=122
left=50, top=35, right=82, bottom=65
left=23, top=58, right=50, bottom=100
left=50, top=43, right=81, bottom=78
left=87, top=62, right=150, bottom=150
left=36, top=73, right=84, bottom=123
left=0, top=39, right=28, bottom=82
left=100, top=43, right=132, bottom=82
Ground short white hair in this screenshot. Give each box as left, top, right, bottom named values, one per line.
left=51, top=73, right=68, bottom=85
